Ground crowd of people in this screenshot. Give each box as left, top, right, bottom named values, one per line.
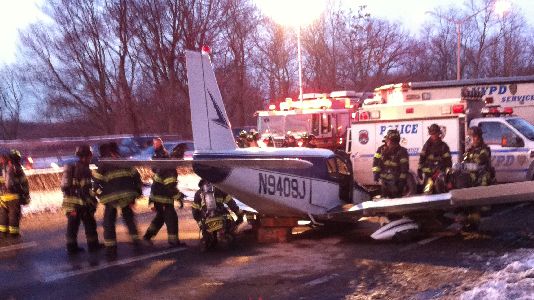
left=372, top=124, right=494, bottom=198
left=0, top=137, right=244, bottom=258
left=236, top=129, right=317, bottom=148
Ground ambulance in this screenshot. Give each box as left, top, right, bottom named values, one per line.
left=346, top=92, right=534, bottom=189
left=372, top=75, right=534, bottom=124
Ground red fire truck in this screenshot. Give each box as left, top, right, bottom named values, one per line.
left=256, top=91, right=371, bottom=150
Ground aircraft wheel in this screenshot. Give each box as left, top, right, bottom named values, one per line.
left=392, top=228, right=420, bottom=243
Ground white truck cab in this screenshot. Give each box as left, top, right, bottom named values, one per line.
left=470, top=115, right=534, bottom=182
left=346, top=97, right=534, bottom=186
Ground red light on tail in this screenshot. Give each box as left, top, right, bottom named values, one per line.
left=405, top=107, right=414, bottom=114
left=201, top=45, right=211, bottom=54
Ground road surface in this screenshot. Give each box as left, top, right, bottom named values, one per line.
left=0, top=202, right=533, bottom=299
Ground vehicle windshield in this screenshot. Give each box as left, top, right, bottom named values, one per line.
left=258, top=115, right=284, bottom=135
left=258, top=114, right=310, bottom=136
left=506, top=118, right=534, bottom=141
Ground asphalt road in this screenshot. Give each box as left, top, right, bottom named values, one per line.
left=0, top=202, right=533, bottom=300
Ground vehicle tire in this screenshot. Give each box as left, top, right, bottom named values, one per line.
left=403, top=173, right=417, bottom=196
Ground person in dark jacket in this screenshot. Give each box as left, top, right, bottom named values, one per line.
left=463, top=126, right=494, bottom=187
left=374, top=129, right=409, bottom=198
left=0, top=149, right=30, bottom=238
left=372, top=140, right=387, bottom=184
left=418, top=124, right=452, bottom=194
left=143, top=143, right=186, bottom=246
left=61, top=145, right=102, bottom=254
left=93, top=142, right=142, bottom=257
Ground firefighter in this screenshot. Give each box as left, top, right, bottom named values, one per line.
left=0, top=150, right=30, bottom=238
left=93, top=142, right=142, bottom=256
left=152, top=137, right=167, bottom=158
left=192, top=180, right=243, bottom=242
left=143, top=144, right=186, bottom=247
left=372, top=139, right=387, bottom=184
left=302, top=133, right=317, bottom=148
left=61, top=145, right=102, bottom=254
left=262, top=135, right=275, bottom=147
left=282, top=132, right=298, bottom=147
left=463, top=126, right=494, bottom=187
left=374, top=129, right=409, bottom=198
left=247, top=130, right=260, bottom=148
left=236, top=130, right=248, bottom=148
left=418, top=124, right=452, bottom=194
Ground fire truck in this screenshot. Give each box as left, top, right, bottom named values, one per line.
left=346, top=91, right=534, bottom=189
left=256, top=91, right=371, bottom=149
left=372, top=75, right=534, bottom=124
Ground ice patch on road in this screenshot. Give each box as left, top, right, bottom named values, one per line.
left=460, top=249, right=534, bottom=300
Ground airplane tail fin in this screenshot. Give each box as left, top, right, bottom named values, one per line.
left=186, top=50, right=236, bottom=151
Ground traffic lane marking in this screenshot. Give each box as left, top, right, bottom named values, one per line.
left=0, top=241, right=38, bottom=253
left=42, top=247, right=187, bottom=283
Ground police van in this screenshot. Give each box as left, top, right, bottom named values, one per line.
left=346, top=94, right=534, bottom=188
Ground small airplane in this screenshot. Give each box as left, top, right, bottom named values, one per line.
left=102, top=50, right=534, bottom=240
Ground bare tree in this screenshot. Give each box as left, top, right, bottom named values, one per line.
left=0, top=66, right=23, bottom=139
left=252, top=19, right=296, bottom=101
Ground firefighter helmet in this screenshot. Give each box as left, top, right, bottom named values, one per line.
left=468, top=126, right=483, bottom=138
left=428, top=124, right=441, bottom=135
left=239, top=130, right=248, bottom=138
left=385, top=129, right=401, bottom=143
left=9, top=149, right=21, bottom=164
left=75, top=144, right=93, bottom=158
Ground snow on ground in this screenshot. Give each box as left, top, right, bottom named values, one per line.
left=460, top=249, right=534, bottom=300
left=22, top=172, right=202, bottom=216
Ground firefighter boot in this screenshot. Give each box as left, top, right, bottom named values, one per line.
left=88, top=241, right=104, bottom=253
left=67, top=242, right=85, bottom=255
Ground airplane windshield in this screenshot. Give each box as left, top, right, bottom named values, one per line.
left=506, top=118, right=534, bottom=141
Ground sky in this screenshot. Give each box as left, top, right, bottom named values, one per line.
left=1, top=0, right=533, bottom=64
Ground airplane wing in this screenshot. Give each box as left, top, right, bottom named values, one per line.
left=98, top=158, right=313, bottom=169
left=327, top=181, right=534, bottom=220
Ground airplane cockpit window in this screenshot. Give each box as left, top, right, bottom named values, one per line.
left=336, top=158, right=350, bottom=175
left=326, top=158, right=337, bottom=177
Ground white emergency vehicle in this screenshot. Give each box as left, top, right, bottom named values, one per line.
left=372, top=76, right=534, bottom=124
left=347, top=93, right=534, bottom=187
left=256, top=91, right=371, bottom=149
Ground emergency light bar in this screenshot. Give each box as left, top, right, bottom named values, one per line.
left=481, top=105, right=514, bottom=117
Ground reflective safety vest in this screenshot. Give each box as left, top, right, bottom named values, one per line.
left=418, top=139, right=452, bottom=175
left=61, top=161, right=97, bottom=212
left=93, top=165, right=142, bottom=208
left=463, top=143, right=493, bottom=186
left=0, top=165, right=29, bottom=203
left=374, top=145, right=409, bottom=181
left=149, top=168, right=183, bottom=204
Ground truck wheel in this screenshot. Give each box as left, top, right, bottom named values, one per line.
left=403, top=173, right=417, bottom=196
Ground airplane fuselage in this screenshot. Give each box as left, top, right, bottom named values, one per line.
left=193, top=147, right=345, bottom=217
